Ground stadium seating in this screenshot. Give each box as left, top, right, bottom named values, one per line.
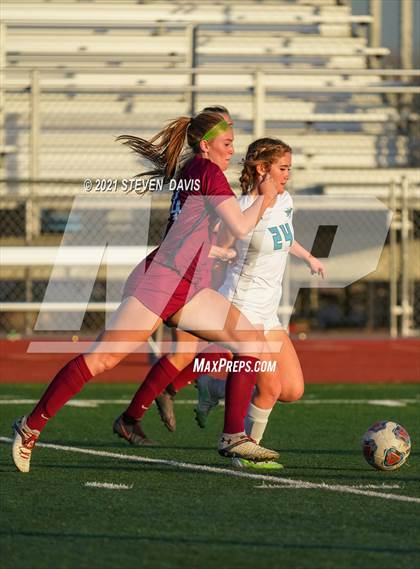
left=3, top=2, right=372, bottom=27
left=1, top=1, right=419, bottom=338
left=0, top=1, right=418, bottom=228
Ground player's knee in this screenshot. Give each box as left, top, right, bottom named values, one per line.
left=280, top=382, right=304, bottom=403
left=292, top=381, right=305, bottom=401
left=88, top=353, right=121, bottom=375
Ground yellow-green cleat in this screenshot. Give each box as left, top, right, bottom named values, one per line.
left=231, top=457, right=284, bottom=470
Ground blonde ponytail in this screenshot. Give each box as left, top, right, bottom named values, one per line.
left=117, top=116, right=191, bottom=182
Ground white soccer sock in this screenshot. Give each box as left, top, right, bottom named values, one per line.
left=245, top=403, right=273, bottom=444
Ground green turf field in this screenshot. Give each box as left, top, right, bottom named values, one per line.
left=1, top=383, right=419, bottom=569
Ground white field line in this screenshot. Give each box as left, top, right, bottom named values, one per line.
left=84, top=481, right=133, bottom=490
left=1, top=437, right=419, bottom=505
left=351, top=484, right=402, bottom=489
left=256, top=483, right=402, bottom=490
left=0, top=398, right=419, bottom=408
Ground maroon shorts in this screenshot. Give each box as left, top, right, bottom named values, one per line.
left=122, top=257, right=202, bottom=323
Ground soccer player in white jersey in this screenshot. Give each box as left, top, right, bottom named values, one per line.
left=198, top=137, right=325, bottom=468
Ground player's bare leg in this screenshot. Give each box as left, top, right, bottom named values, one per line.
left=168, top=289, right=279, bottom=462
left=242, top=329, right=303, bottom=468
left=89, top=299, right=164, bottom=446
left=12, top=297, right=162, bottom=472
left=252, top=329, right=304, bottom=409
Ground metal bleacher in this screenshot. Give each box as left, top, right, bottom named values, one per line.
left=0, top=0, right=419, bottom=337
left=2, top=1, right=418, bottom=191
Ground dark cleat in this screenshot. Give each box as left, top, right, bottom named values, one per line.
left=155, top=390, right=176, bottom=432
left=113, top=415, right=156, bottom=446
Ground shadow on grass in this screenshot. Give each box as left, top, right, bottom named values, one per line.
left=43, top=440, right=214, bottom=452
left=280, top=448, right=360, bottom=456
left=1, top=438, right=417, bottom=483
left=281, top=448, right=420, bottom=458
left=1, top=459, right=419, bottom=485
left=285, top=464, right=376, bottom=473
left=0, top=462, right=227, bottom=476
left=0, top=531, right=419, bottom=556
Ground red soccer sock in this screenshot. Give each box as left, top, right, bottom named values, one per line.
left=170, top=351, right=228, bottom=392
left=223, top=355, right=258, bottom=434
left=27, top=355, right=93, bottom=432
left=124, top=356, right=179, bottom=421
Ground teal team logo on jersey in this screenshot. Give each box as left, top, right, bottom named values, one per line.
left=268, top=222, right=293, bottom=250
left=284, top=207, right=293, bottom=218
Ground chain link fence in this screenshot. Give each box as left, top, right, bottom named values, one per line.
left=1, top=71, right=419, bottom=338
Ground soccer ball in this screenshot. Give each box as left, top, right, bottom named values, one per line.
left=362, top=421, right=411, bottom=471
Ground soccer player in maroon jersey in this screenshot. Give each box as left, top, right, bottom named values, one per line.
left=12, top=110, right=281, bottom=472
left=153, top=106, right=234, bottom=432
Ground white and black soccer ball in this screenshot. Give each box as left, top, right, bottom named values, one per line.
left=362, top=420, right=411, bottom=471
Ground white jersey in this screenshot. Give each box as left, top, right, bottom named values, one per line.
left=219, top=191, right=294, bottom=330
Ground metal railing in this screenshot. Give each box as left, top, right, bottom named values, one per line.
left=1, top=60, right=419, bottom=337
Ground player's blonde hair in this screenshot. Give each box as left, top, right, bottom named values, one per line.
left=117, top=112, right=228, bottom=184
left=240, top=138, right=292, bottom=195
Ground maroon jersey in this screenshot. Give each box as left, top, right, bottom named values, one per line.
left=152, top=154, right=234, bottom=287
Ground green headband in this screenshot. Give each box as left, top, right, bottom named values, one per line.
left=201, top=119, right=230, bottom=142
